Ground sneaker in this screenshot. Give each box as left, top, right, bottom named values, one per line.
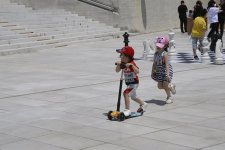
left=169, top=83, right=176, bottom=95
left=123, top=109, right=131, bottom=117
left=194, top=55, right=199, bottom=60
left=166, top=97, right=173, bottom=104
left=137, top=102, right=148, bottom=112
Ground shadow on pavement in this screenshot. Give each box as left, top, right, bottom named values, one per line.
left=145, top=99, right=166, bottom=106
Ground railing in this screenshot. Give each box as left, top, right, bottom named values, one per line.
left=78, top=0, right=119, bottom=13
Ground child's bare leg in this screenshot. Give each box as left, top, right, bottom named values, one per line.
left=132, top=97, right=144, bottom=106
left=132, top=97, right=147, bottom=112
left=163, top=81, right=171, bottom=98
left=123, top=93, right=130, bottom=109
left=193, top=48, right=197, bottom=56
left=158, top=82, right=163, bottom=89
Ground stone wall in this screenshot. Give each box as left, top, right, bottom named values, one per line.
left=11, top=0, right=209, bottom=33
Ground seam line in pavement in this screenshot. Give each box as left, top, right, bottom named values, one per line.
left=0, top=65, right=216, bottom=100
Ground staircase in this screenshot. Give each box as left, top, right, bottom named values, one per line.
left=0, top=0, right=122, bottom=56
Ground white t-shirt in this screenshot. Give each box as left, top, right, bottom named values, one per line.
left=208, top=7, right=220, bottom=24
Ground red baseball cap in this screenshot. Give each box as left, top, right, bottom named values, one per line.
left=116, top=46, right=134, bottom=58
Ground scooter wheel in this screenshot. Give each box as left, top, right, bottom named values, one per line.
left=119, top=112, right=125, bottom=121
left=107, top=111, right=113, bottom=120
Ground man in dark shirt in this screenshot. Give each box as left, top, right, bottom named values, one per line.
left=193, top=1, right=203, bottom=19
left=178, top=0, right=188, bottom=33
left=218, top=0, right=225, bottom=37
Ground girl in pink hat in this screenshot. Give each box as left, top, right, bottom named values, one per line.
left=151, top=36, right=176, bottom=104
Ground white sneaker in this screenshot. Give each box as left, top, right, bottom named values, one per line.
left=169, top=83, right=176, bottom=95
left=142, top=102, right=148, bottom=111
left=166, top=97, right=173, bottom=104
left=137, top=102, right=148, bottom=112
left=123, top=109, right=131, bottom=117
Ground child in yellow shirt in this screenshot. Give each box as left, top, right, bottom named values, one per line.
left=191, top=8, right=208, bottom=60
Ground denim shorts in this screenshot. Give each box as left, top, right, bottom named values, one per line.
left=192, top=37, right=203, bottom=50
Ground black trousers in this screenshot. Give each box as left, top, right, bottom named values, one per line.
left=179, top=17, right=187, bottom=32
left=219, top=19, right=225, bottom=37
left=207, top=22, right=219, bottom=38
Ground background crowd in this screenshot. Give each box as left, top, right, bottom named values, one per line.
left=178, top=0, right=225, bottom=59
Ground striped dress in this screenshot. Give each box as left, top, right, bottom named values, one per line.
left=152, top=51, right=173, bottom=82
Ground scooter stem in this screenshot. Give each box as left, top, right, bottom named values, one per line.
left=116, top=69, right=124, bottom=112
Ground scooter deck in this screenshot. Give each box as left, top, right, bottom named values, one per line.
left=126, top=111, right=143, bottom=119
left=108, top=110, right=143, bottom=121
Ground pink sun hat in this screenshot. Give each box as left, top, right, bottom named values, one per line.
left=155, top=36, right=169, bottom=48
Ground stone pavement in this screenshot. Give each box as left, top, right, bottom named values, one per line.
left=0, top=30, right=225, bottom=150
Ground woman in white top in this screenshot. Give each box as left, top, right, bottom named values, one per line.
left=207, top=1, right=222, bottom=39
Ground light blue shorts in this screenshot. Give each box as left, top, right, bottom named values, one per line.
left=192, top=37, right=203, bottom=50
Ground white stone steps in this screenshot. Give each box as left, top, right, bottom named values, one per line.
left=0, top=2, right=28, bottom=6
left=32, top=9, right=68, bottom=13
left=0, top=31, right=121, bottom=56
left=0, top=13, right=80, bottom=19
left=0, top=38, right=33, bottom=45
left=0, top=29, right=121, bottom=50
left=0, top=15, right=87, bottom=24
left=0, top=7, right=70, bottom=16
left=19, top=23, right=107, bottom=31
left=0, top=4, right=32, bottom=9
left=0, top=3, right=26, bottom=6
left=0, top=0, right=11, bottom=3
left=0, top=25, right=117, bottom=41
left=0, top=26, right=119, bottom=45
left=0, top=0, right=121, bottom=56
left=0, top=21, right=111, bottom=35
left=0, top=16, right=82, bottom=23
left=52, top=32, right=122, bottom=48
left=0, top=18, right=100, bottom=28
left=29, top=26, right=116, bottom=36
left=0, top=31, right=37, bottom=41
left=0, top=8, right=32, bottom=13
left=0, top=23, right=111, bottom=40
left=0, top=11, right=71, bottom=15
left=0, top=19, right=98, bottom=28
left=0, top=23, right=98, bottom=32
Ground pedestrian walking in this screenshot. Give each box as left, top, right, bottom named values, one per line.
left=151, top=36, right=176, bottom=104
left=116, top=46, right=148, bottom=116
left=191, top=9, right=208, bottom=60
left=193, top=1, right=204, bottom=20
left=188, top=10, right=193, bottom=18
left=207, top=1, right=221, bottom=39
left=178, top=0, right=188, bottom=33
left=218, top=0, right=225, bottom=37
left=187, top=10, right=194, bottom=35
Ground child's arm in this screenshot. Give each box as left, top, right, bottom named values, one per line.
left=126, top=63, right=139, bottom=74
left=151, top=62, right=156, bottom=74
left=115, top=61, right=121, bottom=72
left=164, top=52, right=170, bottom=82
left=151, top=62, right=156, bottom=79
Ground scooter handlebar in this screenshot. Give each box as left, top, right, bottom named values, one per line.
left=115, top=63, right=132, bottom=69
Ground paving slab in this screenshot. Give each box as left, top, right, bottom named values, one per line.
left=168, top=125, right=225, bottom=142
left=0, top=30, right=225, bottom=150
left=83, top=144, right=133, bottom=150
left=0, top=133, right=23, bottom=146
left=203, top=143, right=225, bottom=150
left=0, top=140, right=69, bottom=150
left=142, top=130, right=222, bottom=149
left=33, top=132, right=103, bottom=150
left=0, top=125, right=53, bottom=139
left=110, top=136, right=194, bottom=150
